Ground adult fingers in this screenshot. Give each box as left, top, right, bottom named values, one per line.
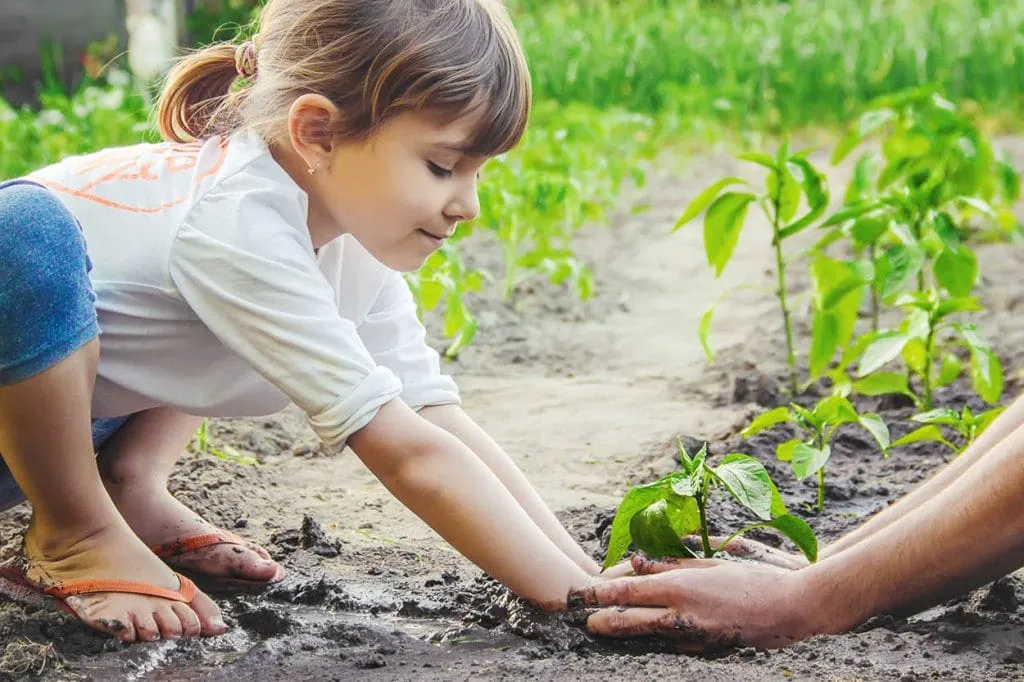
left=586, top=606, right=680, bottom=638
left=631, top=554, right=727, bottom=575
left=568, top=573, right=678, bottom=608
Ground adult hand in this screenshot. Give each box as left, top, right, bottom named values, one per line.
left=681, top=535, right=810, bottom=570
left=568, top=554, right=816, bottom=652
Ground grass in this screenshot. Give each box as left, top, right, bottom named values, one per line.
left=511, top=0, right=1024, bottom=130
left=0, top=638, right=63, bottom=678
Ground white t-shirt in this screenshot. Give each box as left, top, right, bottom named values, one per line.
left=28, top=133, right=460, bottom=450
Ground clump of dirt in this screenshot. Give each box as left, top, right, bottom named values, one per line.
left=269, top=515, right=343, bottom=558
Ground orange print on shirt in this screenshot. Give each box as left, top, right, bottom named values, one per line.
left=31, top=138, right=229, bottom=214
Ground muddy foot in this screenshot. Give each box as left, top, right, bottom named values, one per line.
left=19, top=519, right=227, bottom=642
left=105, top=481, right=283, bottom=587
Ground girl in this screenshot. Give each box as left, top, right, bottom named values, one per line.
left=0, top=0, right=603, bottom=643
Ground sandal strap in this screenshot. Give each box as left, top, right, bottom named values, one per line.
left=44, top=573, right=197, bottom=603
left=150, top=531, right=247, bottom=559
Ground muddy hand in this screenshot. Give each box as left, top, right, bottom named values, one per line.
left=681, top=535, right=809, bottom=570
left=567, top=553, right=810, bottom=652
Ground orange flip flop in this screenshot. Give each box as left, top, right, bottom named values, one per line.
left=150, top=530, right=286, bottom=594
left=0, top=562, right=196, bottom=620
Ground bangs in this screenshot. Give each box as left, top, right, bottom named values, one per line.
left=370, top=0, right=532, bottom=156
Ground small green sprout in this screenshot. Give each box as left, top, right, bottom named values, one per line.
left=603, top=441, right=817, bottom=569
left=743, top=394, right=890, bottom=513
left=892, top=405, right=1007, bottom=454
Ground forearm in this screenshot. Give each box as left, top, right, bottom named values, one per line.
left=824, top=392, right=1024, bottom=559
left=350, top=400, right=593, bottom=609
left=801, top=420, right=1024, bottom=635
left=419, top=404, right=601, bottom=575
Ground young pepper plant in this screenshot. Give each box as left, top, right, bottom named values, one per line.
left=892, top=405, right=1007, bottom=454
left=852, top=290, right=1003, bottom=409
left=673, top=142, right=829, bottom=394
left=603, top=441, right=817, bottom=568
left=742, top=395, right=890, bottom=513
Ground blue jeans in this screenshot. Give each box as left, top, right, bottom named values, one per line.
left=0, top=180, right=128, bottom=511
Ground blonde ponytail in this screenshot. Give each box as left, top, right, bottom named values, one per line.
left=156, top=44, right=249, bottom=143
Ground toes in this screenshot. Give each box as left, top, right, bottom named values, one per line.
left=244, top=541, right=273, bottom=561
left=133, top=611, right=162, bottom=642
left=153, top=604, right=185, bottom=639
left=66, top=595, right=137, bottom=643
left=189, top=589, right=229, bottom=637
left=172, top=602, right=202, bottom=638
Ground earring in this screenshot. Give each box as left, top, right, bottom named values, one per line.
left=307, top=160, right=322, bottom=176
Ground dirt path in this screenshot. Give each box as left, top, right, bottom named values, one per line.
left=2, top=143, right=1023, bottom=681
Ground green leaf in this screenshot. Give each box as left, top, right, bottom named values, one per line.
left=704, top=192, right=757, bottom=276
left=673, top=177, right=747, bottom=232
left=629, top=498, right=702, bottom=560
left=877, top=244, right=926, bottom=300
left=821, top=201, right=884, bottom=228
left=777, top=157, right=829, bottom=238
left=932, top=212, right=961, bottom=253
left=973, top=407, right=1007, bottom=437
left=768, top=477, right=788, bottom=517
left=776, top=438, right=803, bottom=462
left=858, top=413, right=891, bottom=453
left=960, top=325, right=1004, bottom=405
left=810, top=255, right=865, bottom=379
left=934, top=297, right=983, bottom=319
left=791, top=444, right=832, bottom=480
left=902, top=338, right=928, bottom=376
left=891, top=424, right=955, bottom=451
left=912, top=408, right=961, bottom=427
left=815, top=394, right=859, bottom=426
left=711, top=454, right=774, bottom=521
left=603, top=479, right=673, bottom=568
left=698, top=305, right=716, bottom=362
left=769, top=165, right=802, bottom=225
left=742, top=407, right=793, bottom=438
left=763, top=514, right=818, bottom=563
left=934, top=247, right=978, bottom=297
left=852, top=372, right=911, bottom=397
left=858, top=331, right=911, bottom=376
left=738, top=152, right=776, bottom=169
left=851, top=216, right=890, bottom=247
left=936, top=354, right=963, bottom=387
left=809, top=311, right=840, bottom=380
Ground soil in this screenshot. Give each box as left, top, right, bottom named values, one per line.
left=2, top=140, right=1024, bottom=681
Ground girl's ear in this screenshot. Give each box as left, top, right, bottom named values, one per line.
left=287, top=93, right=340, bottom=169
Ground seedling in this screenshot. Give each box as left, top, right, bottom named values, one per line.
left=892, top=405, right=1007, bottom=454
left=849, top=289, right=1003, bottom=409
left=193, top=420, right=258, bottom=466
left=603, top=441, right=817, bottom=569
left=673, top=142, right=829, bottom=393
left=742, top=394, right=890, bottom=513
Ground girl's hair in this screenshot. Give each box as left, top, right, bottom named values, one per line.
left=156, top=0, right=531, bottom=156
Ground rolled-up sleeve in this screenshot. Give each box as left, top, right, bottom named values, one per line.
left=359, top=270, right=461, bottom=410
left=168, top=176, right=402, bottom=450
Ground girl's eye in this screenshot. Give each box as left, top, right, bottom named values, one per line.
left=428, top=161, right=453, bottom=178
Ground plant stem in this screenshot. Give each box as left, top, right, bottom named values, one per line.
left=912, top=215, right=926, bottom=292
left=770, top=171, right=799, bottom=394
left=869, top=244, right=880, bottom=332
left=923, top=322, right=936, bottom=409
left=697, top=491, right=713, bottom=558
left=816, top=468, right=825, bottom=513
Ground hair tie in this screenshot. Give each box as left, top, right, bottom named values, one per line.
left=234, top=40, right=258, bottom=79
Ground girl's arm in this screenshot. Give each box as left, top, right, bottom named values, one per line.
left=349, top=399, right=596, bottom=609
left=418, top=404, right=601, bottom=575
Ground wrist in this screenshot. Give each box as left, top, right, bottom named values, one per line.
left=789, top=560, right=874, bottom=639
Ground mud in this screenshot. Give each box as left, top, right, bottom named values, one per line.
left=2, top=140, right=1024, bottom=680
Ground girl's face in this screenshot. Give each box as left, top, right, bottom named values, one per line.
left=304, top=109, right=488, bottom=272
